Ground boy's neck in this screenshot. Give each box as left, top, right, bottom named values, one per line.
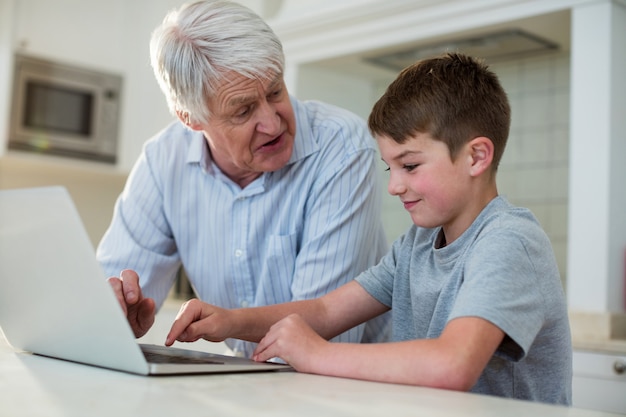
left=440, top=187, right=498, bottom=247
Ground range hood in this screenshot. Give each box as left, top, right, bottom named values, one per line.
left=366, top=28, right=559, bottom=71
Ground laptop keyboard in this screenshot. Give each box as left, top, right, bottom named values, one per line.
left=142, top=350, right=224, bottom=365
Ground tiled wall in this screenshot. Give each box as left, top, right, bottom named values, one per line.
left=492, top=52, right=570, bottom=283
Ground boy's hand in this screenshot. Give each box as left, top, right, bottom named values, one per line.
left=165, top=299, right=233, bottom=346
left=252, top=313, right=326, bottom=372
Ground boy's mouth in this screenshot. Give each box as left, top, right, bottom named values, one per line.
left=402, top=199, right=419, bottom=210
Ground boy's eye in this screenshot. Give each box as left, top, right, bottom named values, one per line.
left=383, top=164, right=418, bottom=172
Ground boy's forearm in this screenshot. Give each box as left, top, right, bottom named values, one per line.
left=307, top=317, right=503, bottom=391
left=306, top=339, right=459, bottom=389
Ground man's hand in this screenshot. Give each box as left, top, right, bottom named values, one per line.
left=107, top=269, right=155, bottom=338
left=165, top=299, right=234, bottom=346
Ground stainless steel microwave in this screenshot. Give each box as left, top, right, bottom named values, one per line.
left=8, top=54, right=122, bottom=163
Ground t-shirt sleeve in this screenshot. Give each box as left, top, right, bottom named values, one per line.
left=448, top=230, right=547, bottom=362
left=355, top=232, right=407, bottom=308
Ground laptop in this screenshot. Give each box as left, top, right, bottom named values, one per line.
left=0, top=186, right=292, bottom=375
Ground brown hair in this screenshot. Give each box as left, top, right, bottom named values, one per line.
left=368, top=53, right=511, bottom=170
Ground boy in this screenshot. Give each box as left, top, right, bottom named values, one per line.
left=164, top=53, right=572, bottom=405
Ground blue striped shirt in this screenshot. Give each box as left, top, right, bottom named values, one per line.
left=97, top=97, right=390, bottom=357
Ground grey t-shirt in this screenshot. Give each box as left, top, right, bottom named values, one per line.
left=356, top=196, right=572, bottom=405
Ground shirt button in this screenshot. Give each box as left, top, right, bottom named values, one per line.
left=240, top=300, right=249, bottom=308
left=235, top=249, right=243, bottom=257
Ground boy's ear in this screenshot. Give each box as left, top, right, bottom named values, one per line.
left=467, top=136, right=494, bottom=177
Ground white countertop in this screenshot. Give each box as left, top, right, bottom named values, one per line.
left=1, top=336, right=621, bottom=417
left=1, top=300, right=623, bottom=417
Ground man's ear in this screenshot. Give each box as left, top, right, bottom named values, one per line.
left=176, top=110, right=201, bottom=131
left=468, top=136, right=494, bottom=177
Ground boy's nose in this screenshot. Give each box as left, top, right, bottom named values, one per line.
left=387, top=175, right=406, bottom=196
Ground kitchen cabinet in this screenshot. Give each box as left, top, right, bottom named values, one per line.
left=572, top=350, right=626, bottom=414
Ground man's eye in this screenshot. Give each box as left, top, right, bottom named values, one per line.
left=235, top=107, right=250, bottom=118
left=404, top=164, right=418, bottom=172
left=383, top=166, right=390, bottom=172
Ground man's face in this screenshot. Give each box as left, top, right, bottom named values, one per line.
left=197, top=71, right=296, bottom=187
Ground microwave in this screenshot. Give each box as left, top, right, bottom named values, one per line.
left=8, top=54, right=122, bottom=163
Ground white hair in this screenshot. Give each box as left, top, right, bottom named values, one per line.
left=150, top=0, right=285, bottom=125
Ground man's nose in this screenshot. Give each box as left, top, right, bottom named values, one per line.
left=255, top=101, right=281, bottom=135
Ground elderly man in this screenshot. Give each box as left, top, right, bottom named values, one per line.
left=97, top=0, right=390, bottom=357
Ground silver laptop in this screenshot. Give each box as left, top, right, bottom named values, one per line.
left=0, top=186, right=291, bottom=375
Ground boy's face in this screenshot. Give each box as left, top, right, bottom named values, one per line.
left=378, top=132, right=476, bottom=242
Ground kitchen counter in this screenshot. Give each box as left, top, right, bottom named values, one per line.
left=1, top=332, right=622, bottom=417
left=0, top=152, right=127, bottom=247
left=573, top=338, right=626, bottom=355
left=569, top=310, right=626, bottom=354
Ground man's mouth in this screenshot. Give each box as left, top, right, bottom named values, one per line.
left=257, top=134, right=284, bottom=152
left=262, top=137, right=280, bottom=147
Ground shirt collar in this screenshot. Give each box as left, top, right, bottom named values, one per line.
left=288, top=96, right=319, bottom=165
left=185, top=128, right=214, bottom=174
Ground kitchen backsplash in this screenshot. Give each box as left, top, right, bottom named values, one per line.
left=493, top=52, right=570, bottom=286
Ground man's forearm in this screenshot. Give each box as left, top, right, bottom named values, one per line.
left=229, top=299, right=326, bottom=342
